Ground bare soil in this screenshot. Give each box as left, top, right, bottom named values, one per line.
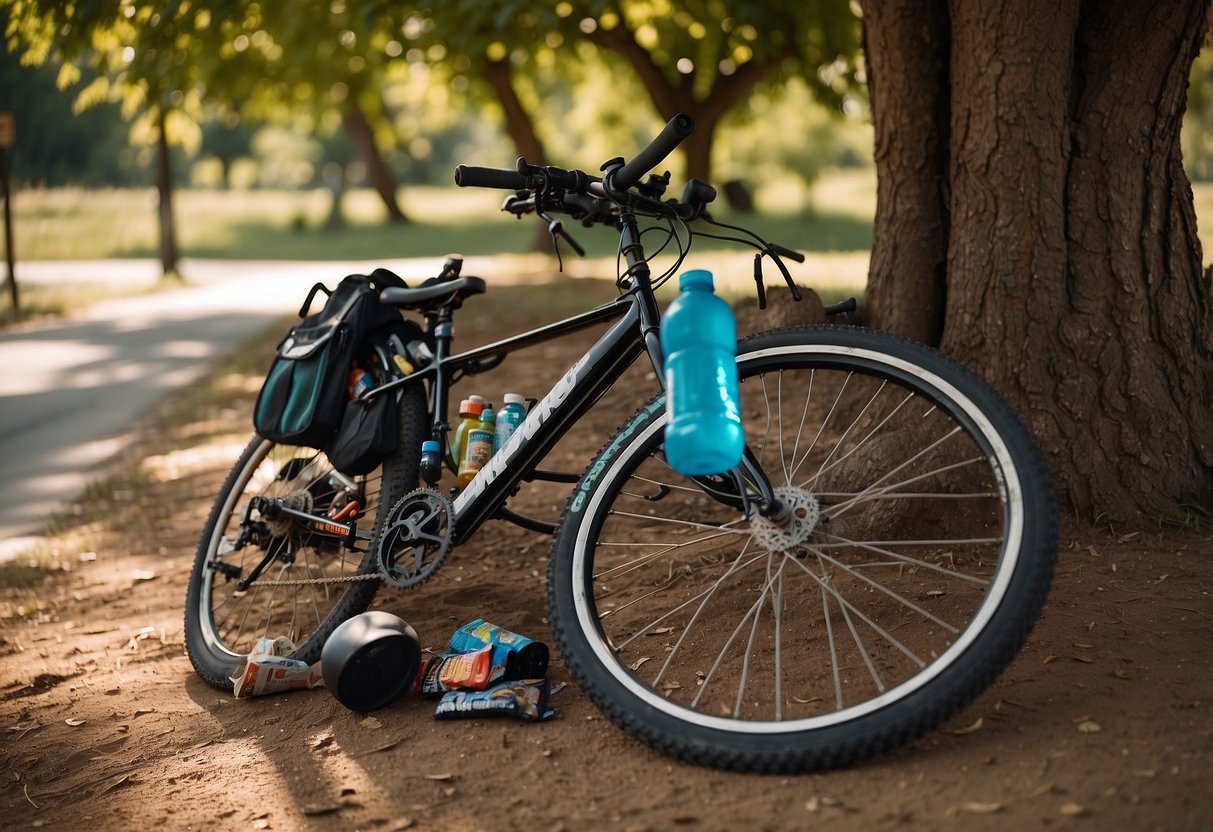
left=1, top=278, right=1210, bottom=832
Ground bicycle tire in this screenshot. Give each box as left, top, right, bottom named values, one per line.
left=184, top=382, right=427, bottom=690
left=548, top=325, right=1057, bottom=772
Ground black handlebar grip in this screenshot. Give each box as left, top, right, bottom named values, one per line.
left=769, top=243, right=806, bottom=263
left=454, top=165, right=528, bottom=190
left=610, top=113, right=695, bottom=191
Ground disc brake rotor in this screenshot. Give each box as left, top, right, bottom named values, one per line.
left=750, top=485, right=821, bottom=553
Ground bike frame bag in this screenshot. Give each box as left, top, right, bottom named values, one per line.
left=253, top=271, right=406, bottom=453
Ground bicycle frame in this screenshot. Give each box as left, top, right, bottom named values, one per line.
left=445, top=288, right=652, bottom=544
left=434, top=207, right=667, bottom=544
left=370, top=204, right=782, bottom=551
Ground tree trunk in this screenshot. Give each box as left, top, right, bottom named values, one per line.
left=482, top=58, right=548, bottom=165
left=681, top=122, right=714, bottom=184
left=343, top=103, right=407, bottom=224
left=862, top=0, right=1213, bottom=523
left=155, top=107, right=180, bottom=279
left=1050, top=0, right=1213, bottom=519
left=861, top=0, right=950, bottom=344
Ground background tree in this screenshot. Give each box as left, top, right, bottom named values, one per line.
left=861, top=0, right=1213, bottom=523
left=422, top=0, right=861, bottom=185
left=4, top=0, right=261, bottom=276
left=226, top=1, right=413, bottom=223
left=199, top=116, right=254, bottom=190
left=561, top=0, right=860, bottom=182
left=0, top=23, right=134, bottom=187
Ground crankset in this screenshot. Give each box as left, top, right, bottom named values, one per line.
left=378, top=488, right=453, bottom=588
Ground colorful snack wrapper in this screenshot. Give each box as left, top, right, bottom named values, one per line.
left=230, top=636, right=325, bottom=698
left=448, top=618, right=550, bottom=680
left=433, top=678, right=557, bottom=722
left=417, top=644, right=495, bottom=698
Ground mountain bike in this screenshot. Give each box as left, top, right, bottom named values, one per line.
left=184, top=114, right=1058, bottom=773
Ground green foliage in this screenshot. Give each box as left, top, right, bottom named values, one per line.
left=0, top=31, right=137, bottom=186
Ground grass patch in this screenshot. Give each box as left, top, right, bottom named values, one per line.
left=10, top=180, right=876, bottom=263
left=0, top=561, right=55, bottom=589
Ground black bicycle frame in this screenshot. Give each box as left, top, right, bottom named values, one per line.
left=378, top=204, right=782, bottom=548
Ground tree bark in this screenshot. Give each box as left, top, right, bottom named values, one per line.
left=155, top=106, right=180, bottom=278
left=343, top=103, right=408, bottom=224
left=862, top=0, right=1213, bottom=523
left=861, top=0, right=950, bottom=344
left=1051, top=0, right=1213, bottom=518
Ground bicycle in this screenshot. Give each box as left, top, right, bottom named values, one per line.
left=184, top=114, right=1058, bottom=773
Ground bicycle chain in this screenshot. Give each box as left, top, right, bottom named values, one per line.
left=247, top=571, right=385, bottom=587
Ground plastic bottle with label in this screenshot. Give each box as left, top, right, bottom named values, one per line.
left=457, top=405, right=496, bottom=486
left=449, top=398, right=484, bottom=472
left=495, top=393, right=527, bottom=452
left=659, top=268, right=743, bottom=475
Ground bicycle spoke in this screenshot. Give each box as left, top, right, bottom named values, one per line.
left=593, top=529, right=741, bottom=582
left=619, top=546, right=765, bottom=655
left=809, top=548, right=958, bottom=633
left=812, top=534, right=995, bottom=584
left=785, top=553, right=927, bottom=668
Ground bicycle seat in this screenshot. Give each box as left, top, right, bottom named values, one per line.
left=379, top=275, right=487, bottom=310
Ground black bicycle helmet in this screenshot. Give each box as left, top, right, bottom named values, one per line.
left=321, top=611, right=421, bottom=712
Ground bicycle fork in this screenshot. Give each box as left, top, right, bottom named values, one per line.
left=618, top=206, right=788, bottom=524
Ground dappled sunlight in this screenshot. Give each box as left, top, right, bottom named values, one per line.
left=141, top=440, right=251, bottom=484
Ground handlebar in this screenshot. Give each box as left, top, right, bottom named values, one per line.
left=451, top=114, right=806, bottom=291
left=453, top=164, right=528, bottom=190
left=607, top=113, right=695, bottom=192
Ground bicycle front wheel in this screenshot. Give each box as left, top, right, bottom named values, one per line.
left=548, top=326, right=1057, bottom=772
left=184, top=384, right=426, bottom=690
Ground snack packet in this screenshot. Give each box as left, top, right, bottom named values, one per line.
left=416, top=645, right=495, bottom=697
left=433, top=678, right=557, bottom=722
left=230, top=636, right=325, bottom=698
left=448, top=619, right=550, bottom=680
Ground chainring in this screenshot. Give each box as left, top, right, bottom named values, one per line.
left=377, top=488, right=453, bottom=588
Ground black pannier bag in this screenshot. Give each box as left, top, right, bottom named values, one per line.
left=324, top=389, right=399, bottom=476
left=253, top=270, right=411, bottom=463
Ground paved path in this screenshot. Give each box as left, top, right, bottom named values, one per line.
left=0, top=257, right=453, bottom=558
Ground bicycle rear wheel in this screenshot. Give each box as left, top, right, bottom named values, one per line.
left=184, top=384, right=426, bottom=690
left=548, top=326, right=1057, bottom=772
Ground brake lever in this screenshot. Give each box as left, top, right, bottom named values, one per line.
left=541, top=213, right=586, bottom=257
left=502, top=192, right=535, bottom=216
left=764, top=250, right=802, bottom=302
left=753, top=253, right=768, bottom=310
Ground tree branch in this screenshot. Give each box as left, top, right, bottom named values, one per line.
left=585, top=13, right=683, bottom=116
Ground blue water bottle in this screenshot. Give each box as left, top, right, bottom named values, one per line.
left=659, top=269, right=744, bottom=475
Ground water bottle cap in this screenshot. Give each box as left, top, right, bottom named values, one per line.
left=503, top=393, right=525, bottom=405
left=679, top=269, right=714, bottom=290
left=460, top=399, right=484, bottom=416
left=421, top=440, right=440, bottom=452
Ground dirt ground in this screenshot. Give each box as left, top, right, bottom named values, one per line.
left=1, top=278, right=1210, bottom=832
